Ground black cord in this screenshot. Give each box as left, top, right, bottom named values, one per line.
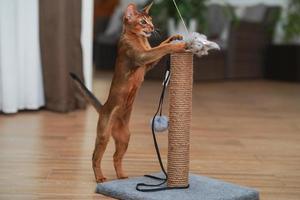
left=136, top=68, right=190, bottom=192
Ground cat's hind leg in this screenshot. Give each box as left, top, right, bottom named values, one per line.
left=112, top=122, right=130, bottom=179
left=92, top=117, right=111, bottom=183
left=92, top=106, right=119, bottom=182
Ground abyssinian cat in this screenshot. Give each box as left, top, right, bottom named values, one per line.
left=71, top=2, right=186, bottom=182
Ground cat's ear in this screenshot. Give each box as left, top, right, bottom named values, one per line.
left=125, top=3, right=137, bottom=22
left=142, top=1, right=153, bottom=14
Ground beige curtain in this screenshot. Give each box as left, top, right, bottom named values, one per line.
left=39, top=0, right=86, bottom=112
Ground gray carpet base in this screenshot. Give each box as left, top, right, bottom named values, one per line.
left=96, top=173, right=259, bottom=200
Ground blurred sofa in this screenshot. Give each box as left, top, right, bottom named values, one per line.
left=93, top=4, right=280, bottom=80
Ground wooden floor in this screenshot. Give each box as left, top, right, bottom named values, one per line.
left=1, top=72, right=300, bottom=199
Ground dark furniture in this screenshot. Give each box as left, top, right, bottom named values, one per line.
left=226, top=21, right=268, bottom=79
left=93, top=5, right=280, bottom=81
left=265, top=45, right=300, bottom=82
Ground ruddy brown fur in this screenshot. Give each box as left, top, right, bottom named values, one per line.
left=72, top=2, right=186, bottom=182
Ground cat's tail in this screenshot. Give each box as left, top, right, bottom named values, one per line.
left=69, top=73, right=102, bottom=112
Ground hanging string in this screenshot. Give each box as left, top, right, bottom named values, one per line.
left=136, top=68, right=169, bottom=192
left=172, top=0, right=189, bottom=34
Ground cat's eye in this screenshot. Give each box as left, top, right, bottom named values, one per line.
left=140, top=19, right=147, bottom=25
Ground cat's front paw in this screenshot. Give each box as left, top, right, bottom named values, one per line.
left=172, top=42, right=187, bottom=53
left=170, top=34, right=183, bottom=42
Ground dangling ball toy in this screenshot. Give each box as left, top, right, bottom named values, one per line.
left=150, top=115, right=169, bottom=132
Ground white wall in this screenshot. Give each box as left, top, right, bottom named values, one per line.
left=81, top=0, right=94, bottom=91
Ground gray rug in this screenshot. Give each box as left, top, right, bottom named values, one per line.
left=96, top=173, right=259, bottom=200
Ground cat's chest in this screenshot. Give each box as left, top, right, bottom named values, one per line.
left=127, top=67, right=145, bottom=87
left=120, top=67, right=145, bottom=107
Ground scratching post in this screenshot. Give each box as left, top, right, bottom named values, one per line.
left=96, top=29, right=259, bottom=200
left=168, top=52, right=193, bottom=187
left=96, top=51, right=259, bottom=199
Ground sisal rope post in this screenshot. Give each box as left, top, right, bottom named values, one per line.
left=167, top=52, right=193, bottom=187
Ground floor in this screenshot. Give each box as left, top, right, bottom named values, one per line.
left=0, top=72, right=300, bottom=199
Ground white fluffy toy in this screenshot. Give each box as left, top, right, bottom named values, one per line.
left=184, top=32, right=220, bottom=57
left=151, top=115, right=169, bottom=133
left=173, top=32, right=220, bottom=57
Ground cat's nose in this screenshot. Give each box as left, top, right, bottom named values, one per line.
left=150, top=26, right=154, bottom=32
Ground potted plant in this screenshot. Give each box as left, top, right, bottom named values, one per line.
left=283, top=0, right=300, bottom=43
left=150, top=0, right=207, bottom=35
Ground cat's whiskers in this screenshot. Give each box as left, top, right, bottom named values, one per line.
left=155, top=28, right=161, bottom=35
left=152, top=29, right=161, bottom=39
